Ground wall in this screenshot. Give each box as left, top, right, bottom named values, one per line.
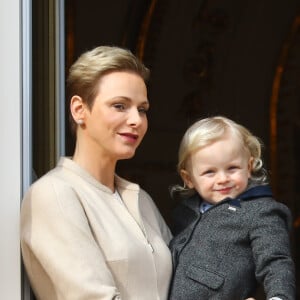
left=0, top=0, right=22, bottom=298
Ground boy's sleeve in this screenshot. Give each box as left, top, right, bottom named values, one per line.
left=250, top=200, right=296, bottom=300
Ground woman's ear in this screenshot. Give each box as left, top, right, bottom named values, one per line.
left=70, top=95, right=86, bottom=124
left=180, top=169, right=194, bottom=189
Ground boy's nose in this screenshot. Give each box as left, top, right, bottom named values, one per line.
left=217, top=171, right=229, bottom=183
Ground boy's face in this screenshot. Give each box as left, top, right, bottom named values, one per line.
left=181, top=134, right=253, bottom=204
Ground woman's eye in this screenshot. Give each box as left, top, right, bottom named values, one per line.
left=138, top=107, right=149, bottom=114
left=113, top=103, right=126, bottom=111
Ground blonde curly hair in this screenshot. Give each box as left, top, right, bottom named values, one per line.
left=172, top=116, right=268, bottom=198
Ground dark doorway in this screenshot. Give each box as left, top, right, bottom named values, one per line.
left=65, top=1, right=300, bottom=298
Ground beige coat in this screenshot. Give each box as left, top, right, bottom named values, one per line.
left=21, top=157, right=172, bottom=300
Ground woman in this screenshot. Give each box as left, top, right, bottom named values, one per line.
left=20, top=46, right=173, bottom=300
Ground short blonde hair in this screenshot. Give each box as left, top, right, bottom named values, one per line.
left=67, top=45, right=150, bottom=134
left=173, top=116, right=268, bottom=198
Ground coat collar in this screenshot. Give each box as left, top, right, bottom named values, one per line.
left=226, top=184, right=273, bottom=208
left=238, top=184, right=272, bottom=200
left=182, top=184, right=273, bottom=210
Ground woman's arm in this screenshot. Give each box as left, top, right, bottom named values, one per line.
left=21, top=178, right=121, bottom=300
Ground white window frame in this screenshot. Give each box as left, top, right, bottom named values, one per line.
left=0, top=0, right=65, bottom=299
left=21, top=0, right=66, bottom=299
left=0, top=0, right=22, bottom=299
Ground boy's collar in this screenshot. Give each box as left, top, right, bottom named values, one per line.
left=184, top=184, right=273, bottom=211
left=239, top=184, right=273, bottom=200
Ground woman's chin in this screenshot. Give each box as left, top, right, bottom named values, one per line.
left=118, top=151, right=136, bottom=160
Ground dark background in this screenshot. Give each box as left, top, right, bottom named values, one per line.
left=64, top=0, right=300, bottom=298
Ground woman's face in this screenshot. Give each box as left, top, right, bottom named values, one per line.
left=83, top=71, right=149, bottom=161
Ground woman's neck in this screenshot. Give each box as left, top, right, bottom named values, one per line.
left=72, top=142, right=117, bottom=192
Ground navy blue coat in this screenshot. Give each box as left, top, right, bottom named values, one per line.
left=168, top=185, right=296, bottom=300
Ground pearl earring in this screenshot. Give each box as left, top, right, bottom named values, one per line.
left=77, top=119, right=84, bottom=125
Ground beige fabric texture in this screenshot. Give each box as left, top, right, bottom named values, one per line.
left=21, top=157, right=172, bottom=300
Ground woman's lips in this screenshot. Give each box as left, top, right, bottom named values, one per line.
left=119, top=132, right=138, bottom=143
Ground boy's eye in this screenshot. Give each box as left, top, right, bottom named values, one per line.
left=228, top=166, right=239, bottom=171
left=202, top=170, right=214, bottom=176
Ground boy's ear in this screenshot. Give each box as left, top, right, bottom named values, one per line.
left=248, top=156, right=254, bottom=178
left=70, top=95, right=86, bottom=122
left=180, top=169, right=194, bottom=189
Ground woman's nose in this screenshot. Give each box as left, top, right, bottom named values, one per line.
left=127, top=108, right=143, bottom=126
